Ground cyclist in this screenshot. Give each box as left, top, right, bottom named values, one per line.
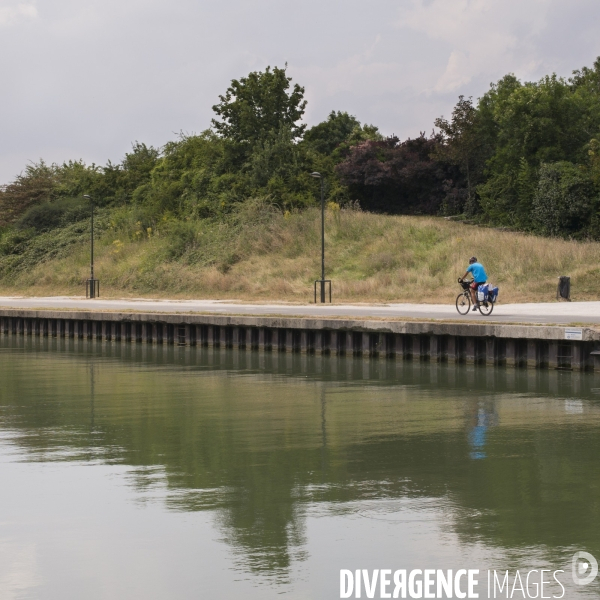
left=461, top=257, right=488, bottom=311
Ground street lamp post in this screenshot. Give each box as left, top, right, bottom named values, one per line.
left=83, top=195, right=99, bottom=298
left=310, top=172, right=331, bottom=303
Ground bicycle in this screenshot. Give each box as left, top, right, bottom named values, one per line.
left=456, top=278, right=494, bottom=316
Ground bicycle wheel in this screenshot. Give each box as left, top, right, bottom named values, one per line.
left=456, top=292, right=471, bottom=315
left=478, top=297, right=494, bottom=316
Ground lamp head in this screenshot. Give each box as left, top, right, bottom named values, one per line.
left=83, top=194, right=91, bottom=199
left=310, top=172, right=321, bottom=178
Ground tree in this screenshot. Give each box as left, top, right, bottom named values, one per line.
left=212, top=66, right=307, bottom=145
left=434, top=96, right=481, bottom=214
left=0, top=162, right=59, bottom=226
left=121, top=143, right=160, bottom=190
left=532, top=162, right=597, bottom=237
left=476, top=72, right=593, bottom=227
left=135, top=131, right=229, bottom=217
left=336, top=134, right=459, bottom=214
left=588, top=138, right=600, bottom=185
left=304, top=111, right=361, bottom=155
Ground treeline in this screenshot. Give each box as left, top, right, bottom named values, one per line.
left=0, top=66, right=380, bottom=238
left=340, top=58, right=600, bottom=238
left=2, top=60, right=600, bottom=240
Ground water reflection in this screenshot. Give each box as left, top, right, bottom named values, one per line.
left=1, top=336, right=600, bottom=597
left=467, top=399, right=498, bottom=460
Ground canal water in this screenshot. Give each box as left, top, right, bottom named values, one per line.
left=1, top=337, right=600, bottom=599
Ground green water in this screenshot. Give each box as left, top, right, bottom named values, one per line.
left=1, top=337, right=600, bottom=599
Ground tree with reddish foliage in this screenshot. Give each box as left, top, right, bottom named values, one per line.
left=335, top=133, right=463, bottom=214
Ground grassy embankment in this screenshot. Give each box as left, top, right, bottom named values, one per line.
left=1, top=201, right=599, bottom=303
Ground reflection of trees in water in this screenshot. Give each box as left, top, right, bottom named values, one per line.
left=215, top=479, right=308, bottom=578
left=2, top=338, right=600, bottom=576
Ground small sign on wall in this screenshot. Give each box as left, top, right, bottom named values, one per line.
left=565, top=328, right=583, bottom=340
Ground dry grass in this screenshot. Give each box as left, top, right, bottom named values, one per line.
left=2, top=204, right=600, bottom=303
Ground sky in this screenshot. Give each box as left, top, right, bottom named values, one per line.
left=1, top=0, right=600, bottom=184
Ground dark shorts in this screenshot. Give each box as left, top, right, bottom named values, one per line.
left=470, top=281, right=486, bottom=290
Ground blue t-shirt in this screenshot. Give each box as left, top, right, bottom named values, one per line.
left=467, top=262, right=487, bottom=283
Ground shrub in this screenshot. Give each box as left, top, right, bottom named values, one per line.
left=163, top=219, right=199, bottom=260
left=16, top=197, right=91, bottom=232
left=0, top=161, right=59, bottom=226
left=532, top=162, right=598, bottom=237
left=0, top=228, right=34, bottom=256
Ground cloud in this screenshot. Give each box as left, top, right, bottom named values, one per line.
left=0, top=0, right=599, bottom=182
left=396, top=0, right=553, bottom=93
left=0, top=1, right=37, bottom=26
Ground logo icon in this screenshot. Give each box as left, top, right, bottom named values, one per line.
left=572, top=551, right=598, bottom=586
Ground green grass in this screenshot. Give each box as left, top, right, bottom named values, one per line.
left=1, top=200, right=599, bottom=303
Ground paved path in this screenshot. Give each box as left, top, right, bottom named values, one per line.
left=0, top=296, right=598, bottom=325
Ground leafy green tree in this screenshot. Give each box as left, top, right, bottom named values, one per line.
left=136, top=132, right=229, bottom=218
left=571, top=56, right=600, bottom=91
left=434, top=96, right=482, bottom=215
left=0, top=161, right=59, bottom=226
left=588, top=138, right=600, bottom=185
left=244, top=127, right=314, bottom=207
left=498, top=75, right=588, bottom=164
left=477, top=72, right=595, bottom=227
left=304, top=111, right=361, bottom=155
left=532, top=162, right=598, bottom=237
left=570, top=56, right=600, bottom=133
left=55, top=160, right=104, bottom=202
left=212, top=66, right=307, bottom=145
left=96, top=143, right=160, bottom=207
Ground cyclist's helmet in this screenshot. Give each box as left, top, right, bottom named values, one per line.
left=469, top=256, right=477, bottom=264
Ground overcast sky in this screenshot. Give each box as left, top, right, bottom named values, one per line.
left=1, top=0, right=599, bottom=184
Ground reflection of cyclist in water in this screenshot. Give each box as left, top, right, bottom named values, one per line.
left=467, top=400, right=498, bottom=460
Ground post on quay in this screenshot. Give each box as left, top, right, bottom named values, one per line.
left=83, top=195, right=100, bottom=298
left=310, top=172, right=332, bottom=303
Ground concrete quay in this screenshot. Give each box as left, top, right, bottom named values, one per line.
left=1, top=296, right=600, bottom=324
left=1, top=308, right=600, bottom=372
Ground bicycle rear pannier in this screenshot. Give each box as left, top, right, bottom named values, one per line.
left=477, top=285, right=489, bottom=302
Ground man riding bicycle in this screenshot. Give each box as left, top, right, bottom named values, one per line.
left=461, top=257, right=488, bottom=311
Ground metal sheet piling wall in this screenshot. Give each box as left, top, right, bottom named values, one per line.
left=0, top=310, right=599, bottom=372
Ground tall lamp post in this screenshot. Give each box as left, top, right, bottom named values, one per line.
left=83, top=195, right=99, bottom=298
left=310, top=172, right=331, bottom=303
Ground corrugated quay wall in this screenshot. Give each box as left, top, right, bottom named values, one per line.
left=1, top=309, right=599, bottom=371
